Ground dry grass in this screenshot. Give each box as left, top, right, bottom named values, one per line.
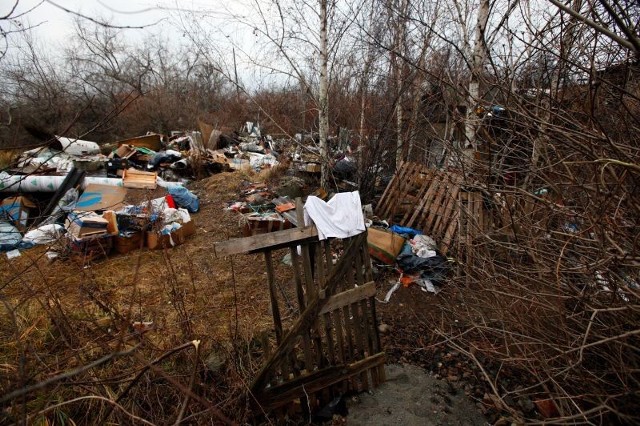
left=0, top=150, right=18, bottom=169
left=0, top=171, right=295, bottom=424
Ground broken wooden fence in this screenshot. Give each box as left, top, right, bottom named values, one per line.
left=214, top=213, right=384, bottom=419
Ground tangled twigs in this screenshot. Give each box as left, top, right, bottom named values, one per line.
left=174, top=340, right=200, bottom=425
left=0, top=345, right=140, bottom=406
left=32, top=395, right=156, bottom=425
left=434, top=328, right=524, bottom=422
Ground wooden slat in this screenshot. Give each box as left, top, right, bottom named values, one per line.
left=289, top=246, right=314, bottom=374
left=400, top=171, right=431, bottom=225
left=422, top=174, right=449, bottom=232
left=319, top=282, right=376, bottom=315
left=435, top=178, right=462, bottom=237
left=214, top=225, right=318, bottom=257
left=256, top=353, right=386, bottom=410
left=376, top=162, right=406, bottom=218
left=406, top=170, right=441, bottom=228
left=440, top=209, right=459, bottom=254
left=431, top=175, right=462, bottom=238
left=265, top=251, right=283, bottom=344
left=332, top=308, right=346, bottom=363
left=122, top=168, right=157, bottom=189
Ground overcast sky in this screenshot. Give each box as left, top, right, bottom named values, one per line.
left=6, top=1, right=238, bottom=53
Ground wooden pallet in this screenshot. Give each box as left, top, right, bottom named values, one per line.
left=376, top=163, right=495, bottom=255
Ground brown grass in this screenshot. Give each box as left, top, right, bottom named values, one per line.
left=0, top=171, right=296, bottom=424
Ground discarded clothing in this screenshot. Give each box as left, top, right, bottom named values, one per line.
left=168, top=186, right=199, bottom=213
left=148, top=151, right=182, bottom=169
left=396, top=253, right=449, bottom=287
left=304, top=191, right=365, bottom=240
left=410, top=234, right=438, bottom=258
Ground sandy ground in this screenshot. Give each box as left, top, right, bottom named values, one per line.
left=346, top=364, right=486, bottom=425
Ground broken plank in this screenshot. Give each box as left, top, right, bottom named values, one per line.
left=213, top=225, right=318, bottom=257
left=319, top=281, right=376, bottom=315
left=255, top=353, right=386, bottom=410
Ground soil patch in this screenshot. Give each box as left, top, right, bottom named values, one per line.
left=347, top=364, right=485, bottom=425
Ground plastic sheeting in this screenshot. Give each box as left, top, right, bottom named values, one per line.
left=0, top=222, right=22, bottom=251
left=0, top=172, right=123, bottom=192
left=0, top=172, right=184, bottom=193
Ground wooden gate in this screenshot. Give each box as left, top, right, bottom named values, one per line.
left=214, top=218, right=385, bottom=418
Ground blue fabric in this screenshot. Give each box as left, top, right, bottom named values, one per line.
left=389, top=225, right=422, bottom=238
left=168, top=186, right=199, bottom=213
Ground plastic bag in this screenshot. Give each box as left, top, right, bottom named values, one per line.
left=22, top=224, right=64, bottom=245
left=389, top=225, right=423, bottom=238
left=0, top=222, right=22, bottom=251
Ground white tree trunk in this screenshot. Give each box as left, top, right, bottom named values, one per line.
left=395, top=0, right=409, bottom=168
left=465, top=0, right=490, bottom=151
left=319, top=0, right=330, bottom=189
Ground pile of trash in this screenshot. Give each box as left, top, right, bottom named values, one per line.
left=0, top=120, right=293, bottom=259
left=0, top=173, right=200, bottom=261
left=225, top=181, right=303, bottom=237
left=366, top=222, right=451, bottom=300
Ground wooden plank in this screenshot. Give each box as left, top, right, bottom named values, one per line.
left=265, top=251, right=283, bottom=344
left=255, top=353, right=386, bottom=410
left=332, top=307, right=346, bottom=363
left=290, top=247, right=314, bottom=374
left=389, top=164, right=422, bottom=220
left=422, top=173, right=449, bottom=232
left=213, top=225, right=318, bottom=257
left=290, top=247, right=305, bottom=312
left=379, top=163, right=416, bottom=220
left=319, top=282, right=376, bottom=315
left=342, top=249, right=356, bottom=359
left=400, top=172, right=431, bottom=225
left=432, top=178, right=462, bottom=240
left=407, top=170, right=440, bottom=228
left=376, top=161, right=405, bottom=218
left=440, top=209, right=459, bottom=254
left=323, top=311, right=336, bottom=365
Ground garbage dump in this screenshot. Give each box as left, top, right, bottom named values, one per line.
left=0, top=122, right=291, bottom=261
left=0, top=121, right=376, bottom=263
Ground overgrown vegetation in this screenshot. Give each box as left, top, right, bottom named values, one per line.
left=1, top=0, right=638, bottom=424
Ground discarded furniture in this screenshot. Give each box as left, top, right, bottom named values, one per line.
left=116, top=134, right=162, bottom=151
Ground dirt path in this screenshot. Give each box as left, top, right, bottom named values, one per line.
left=346, top=364, right=486, bottom=425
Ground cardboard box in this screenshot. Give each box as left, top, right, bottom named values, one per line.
left=181, top=219, right=196, bottom=238
left=114, top=231, right=144, bottom=254
left=67, top=234, right=113, bottom=262
left=146, top=227, right=185, bottom=250
left=306, top=163, right=321, bottom=173
left=75, top=184, right=127, bottom=212
left=367, top=228, right=406, bottom=264
left=66, top=211, right=109, bottom=238
left=0, top=196, right=36, bottom=231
